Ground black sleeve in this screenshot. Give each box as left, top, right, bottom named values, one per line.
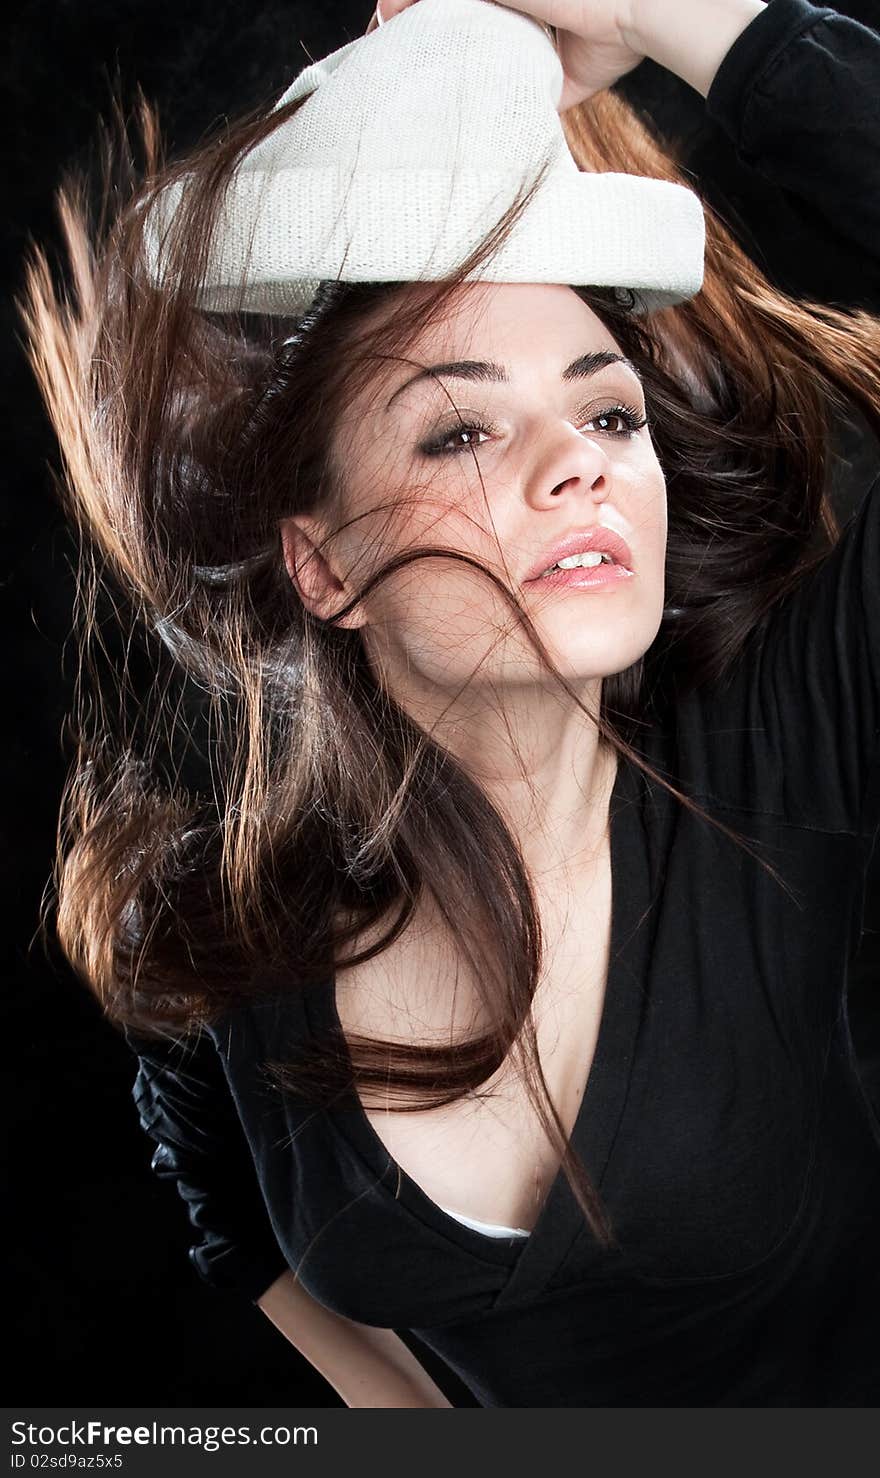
left=689, top=469, right=880, bottom=842
left=124, top=1023, right=290, bottom=1305
left=705, top=0, right=880, bottom=270
left=759, top=470, right=880, bottom=837
left=687, top=5, right=880, bottom=838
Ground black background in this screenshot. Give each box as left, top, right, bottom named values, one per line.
left=4, top=1, right=880, bottom=1407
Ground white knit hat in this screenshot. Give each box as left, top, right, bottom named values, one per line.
left=144, top=0, right=706, bottom=317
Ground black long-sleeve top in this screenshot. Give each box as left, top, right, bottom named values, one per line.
left=124, top=1, right=880, bottom=1405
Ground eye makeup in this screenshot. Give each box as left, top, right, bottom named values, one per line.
left=418, top=399, right=649, bottom=458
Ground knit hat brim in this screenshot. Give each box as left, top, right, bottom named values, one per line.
left=144, top=164, right=705, bottom=317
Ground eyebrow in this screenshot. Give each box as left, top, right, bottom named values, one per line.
left=384, top=350, right=644, bottom=411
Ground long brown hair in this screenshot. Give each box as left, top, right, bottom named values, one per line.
left=18, top=73, right=880, bottom=1250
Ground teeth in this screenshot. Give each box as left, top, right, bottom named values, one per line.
left=540, top=550, right=613, bottom=576
left=558, top=551, right=606, bottom=569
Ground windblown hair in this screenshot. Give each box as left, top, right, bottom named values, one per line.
left=19, top=73, right=880, bottom=1251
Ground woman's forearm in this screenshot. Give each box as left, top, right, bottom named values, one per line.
left=626, top=0, right=768, bottom=97
left=256, top=1269, right=454, bottom=1408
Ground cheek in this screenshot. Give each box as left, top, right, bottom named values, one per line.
left=352, top=461, right=498, bottom=587
left=634, top=460, right=668, bottom=545
left=651, top=485, right=668, bottom=547
left=337, top=488, right=501, bottom=643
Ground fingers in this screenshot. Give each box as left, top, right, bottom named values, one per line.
left=379, top=0, right=420, bottom=18
left=365, top=0, right=421, bottom=34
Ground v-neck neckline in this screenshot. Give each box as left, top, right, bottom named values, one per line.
left=302, top=750, right=649, bottom=1289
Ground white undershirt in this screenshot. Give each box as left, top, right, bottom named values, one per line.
left=439, top=1203, right=530, bottom=1238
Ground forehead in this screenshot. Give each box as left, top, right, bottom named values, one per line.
left=393, top=280, right=619, bottom=366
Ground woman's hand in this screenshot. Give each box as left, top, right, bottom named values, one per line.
left=365, top=1, right=769, bottom=106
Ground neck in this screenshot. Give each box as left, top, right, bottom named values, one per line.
left=393, top=671, right=616, bottom=885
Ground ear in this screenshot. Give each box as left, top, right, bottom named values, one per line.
left=279, top=516, right=368, bottom=631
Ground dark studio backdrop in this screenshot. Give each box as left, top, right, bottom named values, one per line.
left=4, top=1, right=880, bottom=1408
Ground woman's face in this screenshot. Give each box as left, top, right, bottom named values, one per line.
left=283, top=281, right=667, bottom=702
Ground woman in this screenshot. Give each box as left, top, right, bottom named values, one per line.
left=20, top=0, right=880, bottom=1406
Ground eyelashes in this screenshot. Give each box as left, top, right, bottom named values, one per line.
left=419, top=402, right=649, bottom=457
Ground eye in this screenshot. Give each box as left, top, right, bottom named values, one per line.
left=420, top=419, right=495, bottom=457
left=582, top=403, right=649, bottom=437
left=420, top=402, right=648, bottom=457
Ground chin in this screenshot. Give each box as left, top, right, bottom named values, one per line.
left=540, top=603, right=661, bottom=677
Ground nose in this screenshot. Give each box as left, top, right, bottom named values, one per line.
left=530, top=424, right=613, bottom=508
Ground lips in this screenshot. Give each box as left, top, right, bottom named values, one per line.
left=523, top=527, right=634, bottom=582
